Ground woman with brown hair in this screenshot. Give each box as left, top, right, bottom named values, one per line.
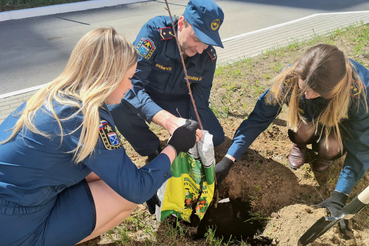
left=215, top=44, right=369, bottom=232
left=0, top=27, right=200, bottom=245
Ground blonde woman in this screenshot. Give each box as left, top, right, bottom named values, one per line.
left=215, top=44, right=369, bottom=233
left=0, top=28, right=200, bottom=245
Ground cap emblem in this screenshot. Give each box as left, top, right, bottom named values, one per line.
left=210, top=19, right=220, bottom=31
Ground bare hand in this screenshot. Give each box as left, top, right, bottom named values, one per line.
left=195, top=129, right=202, bottom=142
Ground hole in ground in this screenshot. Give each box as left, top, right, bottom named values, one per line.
left=195, top=198, right=273, bottom=245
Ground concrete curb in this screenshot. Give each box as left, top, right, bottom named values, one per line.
left=221, top=10, right=369, bottom=43
left=0, top=0, right=149, bottom=22
left=0, top=84, right=47, bottom=100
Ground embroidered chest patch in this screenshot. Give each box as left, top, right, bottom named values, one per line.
left=155, top=63, right=172, bottom=71
left=136, top=37, right=156, bottom=60
left=187, top=75, right=202, bottom=82
left=99, top=120, right=122, bottom=150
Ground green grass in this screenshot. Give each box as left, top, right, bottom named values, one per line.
left=161, top=217, right=187, bottom=240
left=210, top=22, right=369, bottom=119
left=244, top=211, right=272, bottom=223
left=0, top=0, right=87, bottom=11
left=204, top=227, right=235, bottom=246
left=105, top=208, right=157, bottom=245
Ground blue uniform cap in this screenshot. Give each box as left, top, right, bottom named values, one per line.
left=183, top=0, right=224, bottom=48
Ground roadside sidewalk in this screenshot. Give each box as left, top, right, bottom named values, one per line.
left=1, top=9, right=369, bottom=124
left=0, top=0, right=148, bottom=22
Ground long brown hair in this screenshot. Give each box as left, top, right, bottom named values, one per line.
left=267, top=44, right=367, bottom=150
left=1, top=27, right=138, bottom=163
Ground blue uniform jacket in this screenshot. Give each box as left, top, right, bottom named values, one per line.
left=227, top=60, right=369, bottom=194
left=0, top=101, right=171, bottom=214
left=124, top=16, right=217, bottom=124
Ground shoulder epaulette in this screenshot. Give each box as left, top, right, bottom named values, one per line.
left=350, top=79, right=364, bottom=98
left=99, top=104, right=110, bottom=114
left=274, top=78, right=292, bottom=98
left=159, top=27, right=174, bottom=41
left=284, top=78, right=291, bottom=87
left=207, top=47, right=217, bottom=62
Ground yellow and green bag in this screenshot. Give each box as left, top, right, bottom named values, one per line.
left=156, top=131, right=215, bottom=224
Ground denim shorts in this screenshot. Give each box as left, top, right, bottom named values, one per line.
left=0, top=179, right=96, bottom=246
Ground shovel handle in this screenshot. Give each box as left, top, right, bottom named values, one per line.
left=358, top=185, right=369, bottom=204
left=340, top=185, right=369, bottom=220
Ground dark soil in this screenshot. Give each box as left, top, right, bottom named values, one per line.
left=197, top=199, right=262, bottom=240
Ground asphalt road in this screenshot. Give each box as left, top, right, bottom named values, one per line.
left=1, top=0, right=369, bottom=94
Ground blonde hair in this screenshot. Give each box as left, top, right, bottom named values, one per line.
left=267, top=44, right=367, bottom=150
left=1, top=27, right=138, bottom=163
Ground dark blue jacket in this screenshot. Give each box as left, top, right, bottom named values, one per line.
left=0, top=101, right=171, bottom=215
left=227, top=60, right=369, bottom=194
left=124, top=16, right=217, bottom=123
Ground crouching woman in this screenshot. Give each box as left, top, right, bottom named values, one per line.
left=216, top=44, right=369, bottom=232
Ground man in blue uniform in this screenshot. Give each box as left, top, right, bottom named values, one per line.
left=109, top=0, right=225, bottom=161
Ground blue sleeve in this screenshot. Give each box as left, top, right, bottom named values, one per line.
left=190, top=49, right=216, bottom=123
left=335, top=60, right=369, bottom=194
left=63, top=111, right=172, bottom=204
left=337, top=104, right=369, bottom=194
left=123, top=20, right=162, bottom=122
left=84, top=146, right=172, bottom=204
left=227, top=89, right=282, bottom=160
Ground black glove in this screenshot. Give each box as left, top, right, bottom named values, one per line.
left=146, top=193, right=161, bottom=215
left=215, top=156, right=234, bottom=186
left=313, top=190, right=349, bottom=233
left=167, top=120, right=199, bottom=155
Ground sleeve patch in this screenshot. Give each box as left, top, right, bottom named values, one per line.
left=207, top=47, right=217, bottom=62
left=136, top=37, right=156, bottom=60
left=159, top=27, right=174, bottom=40
left=99, top=120, right=122, bottom=150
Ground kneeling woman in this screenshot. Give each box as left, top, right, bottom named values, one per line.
left=0, top=28, right=200, bottom=245
left=216, top=44, right=369, bottom=231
